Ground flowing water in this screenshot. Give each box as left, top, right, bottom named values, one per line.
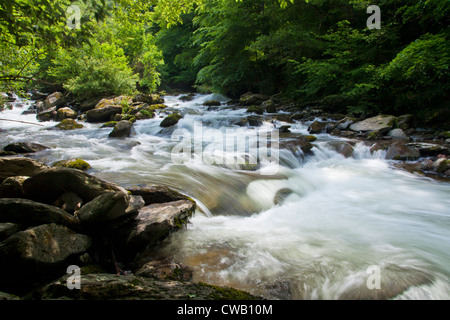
left=1, top=94, right=450, bottom=299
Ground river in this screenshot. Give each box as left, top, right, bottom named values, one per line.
left=1, top=93, right=450, bottom=299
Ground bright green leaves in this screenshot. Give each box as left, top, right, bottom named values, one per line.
left=48, top=41, right=138, bottom=99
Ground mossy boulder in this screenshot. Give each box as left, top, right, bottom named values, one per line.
left=160, top=113, right=183, bottom=127
left=55, top=119, right=84, bottom=130
left=246, top=105, right=264, bottom=115
left=101, top=121, right=118, bottom=128
left=52, top=159, right=91, bottom=171
left=56, top=107, right=77, bottom=121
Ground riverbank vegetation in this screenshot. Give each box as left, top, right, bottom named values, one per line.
left=1, top=0, right=449, bottom=124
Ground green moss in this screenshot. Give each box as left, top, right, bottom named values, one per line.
left=55, top=119, right=84, bottom=130
left=53, top=159, right=91, bottom=171
left=101, top=121, right=118, bottom=128
left=160, top=113, right=183, bottom=127
left=199, top=283, right=262, bottom=300
left=304, top=135, right=317, bottom=142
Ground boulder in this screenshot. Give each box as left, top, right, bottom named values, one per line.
left=350, top=115, right=395, bottom=134
left=203, top=100, right=221, bottom=107
left=78, top=97, right=102, bottom=112
left=160, top=114, right=183, bottom=127
left=127, top=185, right=191, bottom=206
left=0, top=157, right=48, bottom=183
left=78, top=192, right=144, bottom=231
left=336, top=117, right=355, bottom=130
left=52, top=159, right=91, bottom=171
left=388, top=128, right=410, bottom=140
left=55, top=119, right=84, bottom=130
left=246, top=115, right=264, bottom=127
left=133, top=94, right=164, bottom=105
left=326, top=141, right=355, bottom=158
left=0, top=198, right=80, bottom=229
left=0, top=224, right=91, bottom=281
left=44, top=92, right=64, bottom=110
left=109, top=120, right=134, bottom=138
left=280, top=135, right=315, bottom=156
left=239, top=92, right=269, bottom=106
left=86, top=105, right=122, bottom=123
left=56, top=107, right=78, bottom=121
left=385, top=143, right=420, bottom=161
left=0, top=223, right=20, bottom=242
left=308, top=121, right=329, bottom=134
left=22, top=167, right=126, bottom=204
left=262, top=100, right=277, bottom=113
left=124, top=200, right=196, bottom=252
left=37, top=273, right=260, bottom=300
left=3, top=142, right=49, bottom=154
left=36, top=106, right=57, bottom=122
left=432, top=158, right=449, bottom=174
left=246, top=105, right=264, bottom=115
left=0, top=176, right=27, bottom=198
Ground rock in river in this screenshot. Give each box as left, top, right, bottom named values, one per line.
left=0, top=157, right=48, bottom=183
left=0, top=198, right=80, bottom=230
left=22, top=167, right=126, bottom=204
left=350, top=115, right=395, bottom=134
left=123, top=200, right=196, bottom=253
left=0, top=224, right=91, bottom=284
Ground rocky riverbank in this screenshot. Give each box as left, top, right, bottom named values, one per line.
left=0, top=157, right=261, bottom=300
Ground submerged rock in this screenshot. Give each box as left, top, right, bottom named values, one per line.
left=86, top=105, right=122, bottom=123
left=326, top=141, right=355, bottom=158
left=3, top=142, right=49, bottom=154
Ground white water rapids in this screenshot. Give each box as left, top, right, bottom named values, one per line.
left=1, top=94, right=450, bottom=299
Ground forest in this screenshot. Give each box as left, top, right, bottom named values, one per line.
left=1, top=0, right=449, bottom=124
